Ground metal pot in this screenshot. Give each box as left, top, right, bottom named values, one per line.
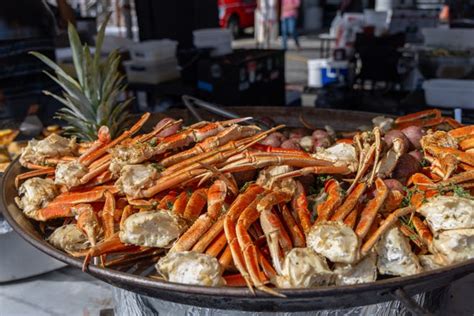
left=2, top=108, right=474, bottom=312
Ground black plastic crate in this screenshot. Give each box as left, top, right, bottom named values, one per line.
left=196, top=49, right=285, bottom=106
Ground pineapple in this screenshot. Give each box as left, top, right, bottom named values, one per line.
left=30, top=15, right=132, bottom=142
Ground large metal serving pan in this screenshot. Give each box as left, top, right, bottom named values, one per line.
left=2, top=107, right=473, bottom=312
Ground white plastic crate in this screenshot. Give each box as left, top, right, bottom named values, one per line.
left=423, top=79, right=474, bottom=109
left=193, top=28, right=233, bottom=56
left=124, top=58, right=180, bottom=84
left=129, top=39, right=177, bottom=62
left=422, top=28, right=474, bottom=50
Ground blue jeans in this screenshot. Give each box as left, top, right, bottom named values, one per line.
left=281, top=16, right=300, bottom=50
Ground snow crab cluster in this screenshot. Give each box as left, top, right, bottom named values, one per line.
left=14, top=109, right=473, bottom=295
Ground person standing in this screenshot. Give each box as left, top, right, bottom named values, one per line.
left=280, top=0, right=301, bottom=50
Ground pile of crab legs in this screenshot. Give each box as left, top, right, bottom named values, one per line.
left=14, top=108, right=474, bottom=296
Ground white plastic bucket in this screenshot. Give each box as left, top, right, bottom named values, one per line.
left=307, top=59, right=349, bottom=88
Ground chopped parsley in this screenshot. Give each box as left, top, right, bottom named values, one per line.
left=400, top=215, right=415, bottom=231
left=148, top=138, right=158, bottom=147
left=150, top=163, right=165, bottom=172
left=452, top=185, right=473, bottom=199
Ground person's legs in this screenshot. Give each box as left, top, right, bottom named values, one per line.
left=288, top=16, right=300, bottom=49
left=281, top=18, right=289, bottom=50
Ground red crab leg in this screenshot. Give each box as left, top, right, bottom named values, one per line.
left=291, top=181, right=312, bottom=235
left=355, top=178, right=388, bottom=240
left=315, top=179, right=344, bottom=224
left=361, top=206, right=415, bottom=256
left=331, top=182, right=366, bottom=221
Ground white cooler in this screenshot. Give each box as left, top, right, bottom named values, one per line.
left=307, top=59, right=349, bottom=88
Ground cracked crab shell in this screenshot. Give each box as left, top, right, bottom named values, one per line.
left=432, top=229, right=474, bottom=265
left=119, top=210, right=186, bottom=248
left=376, top=227, right=422, bottom=277
left=417, top=196, right=474, bottom=232
left=156, top=251, right=224, bottom=286
left=307, top=221, right=359, bottom=264
left=275, top=247, right=333, bottom=288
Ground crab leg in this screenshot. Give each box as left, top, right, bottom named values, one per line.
left=154, top=117, right=252, bottom=155
left=171, top=180, right=227, bottom=252
left=49, top=185, right=118, bottom=205
left=272, top=165, right=351, bottom=184
left=182, top=188, right=208, bottom=222
left=394, top=109, right=441, bottom=127
left=82, top=233, right=139, bottom=271
left=355, top=178, right=388, bottom=239
left=76, top=204, right=101, bottom=246
left=223, top=185, right=266, bottom=292
left=255, top=191, right=293, bottom=274
left=15, top=168, right=55, bottom=188
left=205, top=231, right=228, bottom=257
left=102, top=191, right=116, bottom=239
left=361, top=206, right=415, bottom=256
left=426, top=146, right=474, bottom=167
left=368, top=127, right=382, bottom=186
left=81, top=113, right=151, bottom=166
left=218, top=245, right=234, bottom=269
left=331, top=182, right=366, bottom=221
left=235, top=194, right=283, bottom=296
left=280, top=204, right=305, bottom=247
left=141, top=169, right=207, bottom=198
left=291, top=181, right=312, bottom=234
left=156, top=191, right=178, bottom=209
left=77, top=126, right=111, bottom=163
left=412, top=215, right=434, bottom=247
left=448, top=125, right=474, bottom=140
left=315, top=179, right=344, bottom=224
left=218, top=155, right=334, bottom=175
left=348, top=143, right=376, bottom=194
left=434, top=170, right=474, bottom=188
left=33, top=203, right=75, bottom=221
left=193, top=185, right=264, bottom=254
left=252, top=143, right=310, bottom=156
left=134, top=118, right=182, bottom=143
left=343, top=206, right=360, bottom=229
left=161, top=125, right=260, bottom=167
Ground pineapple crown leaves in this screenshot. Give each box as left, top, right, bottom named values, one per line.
left=30, top=14, right=132, bottom=142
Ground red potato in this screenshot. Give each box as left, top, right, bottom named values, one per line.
left=392, top=154, right=421, bottom=184
left=155, top=118, right=182, bottom=138
left=313, top=137, right=331, bottom=150
left=312, top=129, right=329, bottom=140
left=384, top=130, right=409, bottom=147
left=299, top=136, right=315, bottom=152
left=384, top=130, right=410, bottom=154
left=281, top=139, right=302, bottom=150
left=383, top=179, right=405, bottom=192
left=401, top=126, right=425, bottom=150
left=260, top=132, right=286, bottom=148
left=408, top=150, right=423, bottom=164
left=289, top=128, right=309, bottom=139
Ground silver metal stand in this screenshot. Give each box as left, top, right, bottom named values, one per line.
left=112, top=286, right=446, bottom=316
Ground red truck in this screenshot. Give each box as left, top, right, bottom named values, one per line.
left=218, top=0, right=257, bottom=37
